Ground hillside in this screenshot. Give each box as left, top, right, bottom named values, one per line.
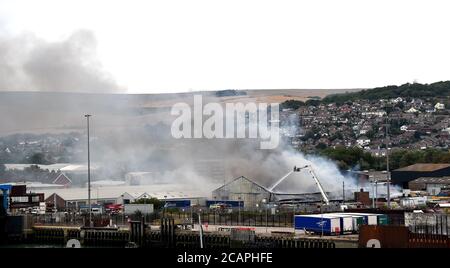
left=0, top=88, right=360, bottom=135
left=322, top=81, right=450, bottom=104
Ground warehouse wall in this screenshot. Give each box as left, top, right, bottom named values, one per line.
left=212, top=176, right=270, bottom=209
left=392, top=167, right=450, bottom=188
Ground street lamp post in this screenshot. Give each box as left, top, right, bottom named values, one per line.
left=262, top=198, right=268, bottom=233
left=190, top=204, right=193, bottom=227
left=121, top=194, right=125, bottom=226
left=85, top=114, right=92, bottom=228
left=375, top=180, right=378, bottom=209
left=320, top=203, right=324, bottom=237
left=385, top=116, right=391, bottom=208
left=238, top=196, right=241, bottom=226
left=53, top=193, right=57, bottom=213
left=372, top=181, right=376, bottom=208
left=213, top=196, right=217, bottom=225
left=163, top=195, right=167, bottom=218
left=198, top=213, right=204, bottom=248
left=342, top=180, right=345, bottom=204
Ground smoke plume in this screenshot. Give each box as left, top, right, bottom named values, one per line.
left=0, top=26, right=374, bottom=198
left=0, top=29, right=121, bottom=93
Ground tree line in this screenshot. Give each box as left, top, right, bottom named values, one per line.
left=280, top=81, right=450, bottom=108
left=322, top=81, right=450, bottom=104
left=314, top=146, right=450, bottom=171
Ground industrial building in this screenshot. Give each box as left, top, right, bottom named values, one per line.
left=3, top=163, right=94, bottom=187
left=211, top=176, right=328, bottom=209
left=125, top=172, right=161, bottom=185
left=345, top=170, right=389, bottom=183
left=408, top=177, right=450, bottom=195
left=40, top=184, right=207, bottom=211
left=0, top=183, right=44, bottom=213
left=212, top=176, right=271, bottom=209
left=391, top=163, right=450, bottom=188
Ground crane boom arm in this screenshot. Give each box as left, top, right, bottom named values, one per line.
left=268, top=164, right=330, bottom=205
left=303, top=165, right=330, bottom=205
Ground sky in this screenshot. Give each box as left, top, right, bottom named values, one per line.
left=1, top=0, right=450, bottom=94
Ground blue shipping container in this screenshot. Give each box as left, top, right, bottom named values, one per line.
left=294, top=215, right=341, bottom=235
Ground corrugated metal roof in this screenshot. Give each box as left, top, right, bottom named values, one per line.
left=409, top=176, right=450, bottom=184
left=4, top=163, right=99, bottom=172
left=394, top=163, right=450, bottom=172
left=90, top=180, right=126, bottom=186
left=212, top=176, right=269, bottom=193
left=39, top=184, right=208, bottom=201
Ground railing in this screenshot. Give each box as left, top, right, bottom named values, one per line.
left=405, top=213, right=450, bottom=236
left=408, top=233, right=450, bottom=248
left=28, top=211, right=296, bottom=228
left=169, top=211, right=295, bottom=227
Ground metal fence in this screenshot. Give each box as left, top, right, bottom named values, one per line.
left=29, top=211, right=296, bottom=228
left=169, top=211, right=295, bottom=227
left=405, top=213, right=450, bottom=236
left=31, top=213, right=159, bottom=227
left=28, top=210, right=450, bottom=236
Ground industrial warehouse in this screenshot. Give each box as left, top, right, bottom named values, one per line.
left=2, top=160, right=450, bottom=248
left=2, top=3, right=450, bottom=267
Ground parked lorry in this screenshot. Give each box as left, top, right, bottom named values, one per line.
left=294, top=214, right=341, bottom=235
left=340, top=213, right=378, bottom=225
left=325, top=213, right=363, bottom=233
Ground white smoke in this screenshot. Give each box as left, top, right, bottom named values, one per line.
left=0, top=29, right=122, bottom=93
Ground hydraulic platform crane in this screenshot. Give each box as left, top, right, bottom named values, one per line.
left=268, top=164, right=330, bottom=205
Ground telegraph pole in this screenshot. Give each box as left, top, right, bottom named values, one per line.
left=375, top=180, right=378, bottom=209
left=385, top=116, right=391, bottom=209
left=85, top=114, right=92, bottom=227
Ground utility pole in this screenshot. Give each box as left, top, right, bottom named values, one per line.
left=375, top=180, right=378, bottom=209
left=262, top=198, right=268, bottom=233
left=385, top=116, right=391, bottom=209
left=372, top=180, right=379, bottom=209
left=320, top=202, right=324, bottom=237
left=163, top=195, right=167, bottom=218
left=238, top=196, right=241, bottom=226
left=372, top=182, right=375, bottom=209
left=85, top=114, right=92, bottom=227
left=53, top=193, right=57, bottom=213
left=198, top=213, right=204, bottom=248
left=342, top=180, right=345, bottom=204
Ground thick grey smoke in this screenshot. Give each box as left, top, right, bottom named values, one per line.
left=0, top=27, right=366, bottom=198
left=0, top=29, right=121, bottom=93
left=0, top=89, right=366, bottom=198
left=68, top=97, right=362, bottom=198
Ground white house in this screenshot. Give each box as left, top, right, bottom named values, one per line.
left=361, top=111, right=387, bottom=117
left=435, top=103, right=445, bottom=110
left=406, top=107, right=419, bottom=113
left=356, top=136, right=371, bottom=147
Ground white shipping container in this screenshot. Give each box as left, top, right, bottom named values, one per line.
left=325, top=213, right=364, bottom=232
left=39, top=202, right=46, bottom=215
left=340, top=213, right=378, bottom=225
left=324, top=213, right=356, bottom=233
